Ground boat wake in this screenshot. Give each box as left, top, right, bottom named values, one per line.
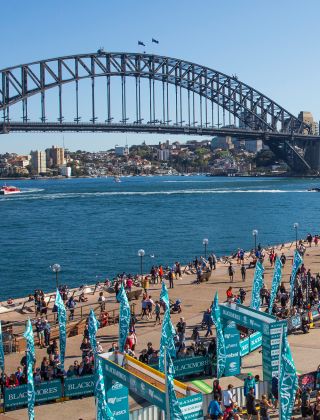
left=0, top=188, right=311, bottom=201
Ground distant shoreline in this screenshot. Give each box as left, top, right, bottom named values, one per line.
left=1, top=174, right=320, bottom=181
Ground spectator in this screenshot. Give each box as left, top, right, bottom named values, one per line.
left=207, top=394, right=223, bottom=419
left=44, top=320, right=51, bottom=347
left=98, top=292, right=106, bottom=312
left=301, top=387, right=312, bottom=418
left=80, top=338, right=92, bottom=359
left=176, top=317, right=186, bottom=350
left=35, top=317, right=45, bottom=348
left=154, top=301, right=161, bottom=326
left=260, top=394, right=273, bottom=420
left=244, top=373, right=256, bottom=397
left=67, top=296, right=77, bottom=320
left=139, top=349, right=149, bottom=364
left=246, top=387, right=258, bottom=419
left=222, top=384, right=235, bottom=410
left=241, top=264, right=246, bottom=282
left=212, top=379, right=222, bottom=402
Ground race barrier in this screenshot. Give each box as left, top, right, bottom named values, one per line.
left=4, top=379, right=62, bottom=409
left=128, top=380, right=270, bottom=419
left=99, top=352, right=204, bottom=419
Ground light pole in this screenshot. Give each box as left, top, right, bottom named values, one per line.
left=203, top=238, right=209, bottom=259
left=138, top=249, right=145, bottom=278
left=51, top=264, right=61, bottom=290
left=293, top=223, right=299, bottom=249
left=252, top=229, right=258, bottom=253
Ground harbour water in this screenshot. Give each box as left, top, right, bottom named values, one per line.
left=1, top=176, right=320, bottom=300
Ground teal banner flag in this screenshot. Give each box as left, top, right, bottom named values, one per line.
left=159, top=282, right=176, bottom=372
left=279, top=332, right=298, bottom=420
left=55, top=290, right=66, bottom=371
left=290, top=250, right=303, bottom=305
left=0, top=322, right=5, bottom=372
left=211, top=292, right=226, bottom=378
left=268, top=257, right=283, bottom=314
left=166, top=351, right=185, bottom=419
left=96, top=358, right=114, bottom=420
left=116, top=284, right=130, bottom=352
left=88, top=309, right=115, bottom=419
left=250, top=261, right=264, bottom=310
left=23, top=319, right=35, bottom=420
left=88, top=308, right=99, bottom=353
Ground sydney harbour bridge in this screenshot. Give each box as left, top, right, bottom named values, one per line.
left=1, top=51, right=320, bottom=173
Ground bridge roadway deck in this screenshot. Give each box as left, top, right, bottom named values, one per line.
left=2, top=240, right=320, bottom=418
left=2, top=121, right=320, bottom=142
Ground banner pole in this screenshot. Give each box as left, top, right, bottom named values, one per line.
left=278, top=324, right=284, bottom=420
left=164, top=348, right=171, bottom=420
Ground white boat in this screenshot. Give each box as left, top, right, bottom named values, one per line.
left=0, top=185, right=21, bottom=195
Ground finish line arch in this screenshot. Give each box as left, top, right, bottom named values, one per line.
left=220, top=302, right=287, bottom=380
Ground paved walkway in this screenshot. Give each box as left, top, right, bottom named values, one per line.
left=1, top=240, right=319, bottom=419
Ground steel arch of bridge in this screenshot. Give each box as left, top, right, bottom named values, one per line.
left=0, top=51, right=310, bottom=134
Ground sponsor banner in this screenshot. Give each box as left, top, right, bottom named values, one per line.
left=173, top=356, right=211, bottom=377
left=106, top=381, right=129, bottom=419
left=224, top=322, right=240, bottom=376
left=103, top=359, right=166, bottom=409
left=152, top=356, right=211, bottom=378
left=240, top=337, right=249, bottom=357
left=287, top=314, right=302, bottom=332
left=64, top=375, right=95, bottom=397
left=4, top=380, right=62, bottom=408
left=179, top=394, right=203, bottom=420
left=249, top=332, right=262, bottom=351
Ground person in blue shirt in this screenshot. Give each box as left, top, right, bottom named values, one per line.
left=207, top=395, right=223, bottom=419
left=244, top=372, right=256, bottom=396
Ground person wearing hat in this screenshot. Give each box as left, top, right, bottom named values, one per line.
left=244, top=372, right=256, bottom=397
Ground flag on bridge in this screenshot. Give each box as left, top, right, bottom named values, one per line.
left=55, top=290, right=67, bottom=371
left=117, top=284, right=131, bottom=352
left=268, top=257, right=283, bottom=314
left=279, top=331, right=298, bottom=420
left=152, top=38, right=159, bottom=44
left=138, top=41, right=145, bottom=46
left=159, top=281, right=176, bottom=372
left=24, top=319, right=36, bottom=420
left=211, top=292, right=226, bottom=378
left=290, top=250, right=303, bottom=305
left=250, top=260, right=264, bottom=311
left=89, top=309, right=114, bottom=420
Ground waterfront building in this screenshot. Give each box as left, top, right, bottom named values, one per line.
left=46, top=145, right=65, bottom=167
left=115, top=145, right=129, bottom=156
left=157, top=149, right=170, bottom=161
left=298, top=111, right=319, bottom=135
left=59, top=165, right=72, bottom=177
left=31, top=150, right=46, bottom=174
left=211, top=136, right=234, bottom=150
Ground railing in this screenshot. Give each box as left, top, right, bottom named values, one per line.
left=2, top=301, right=136, bottom=354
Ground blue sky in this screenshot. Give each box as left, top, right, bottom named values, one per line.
left=1, top=0, right=319, bottom=153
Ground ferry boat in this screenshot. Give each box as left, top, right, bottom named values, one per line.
left=0, top=185, right=21, bottom=195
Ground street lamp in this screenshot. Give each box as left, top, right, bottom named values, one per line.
left=203, top=238, right=209, bottom=259
left=137, top=249, right=145, bottom=278
left=252, top=229, right=258, bottom=252
left=293, top=223, right=299, bottom=249
left=51, top=264, right=61, bottom=289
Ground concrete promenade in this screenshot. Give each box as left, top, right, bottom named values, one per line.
left=1, top=240, right=320, bottom=419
